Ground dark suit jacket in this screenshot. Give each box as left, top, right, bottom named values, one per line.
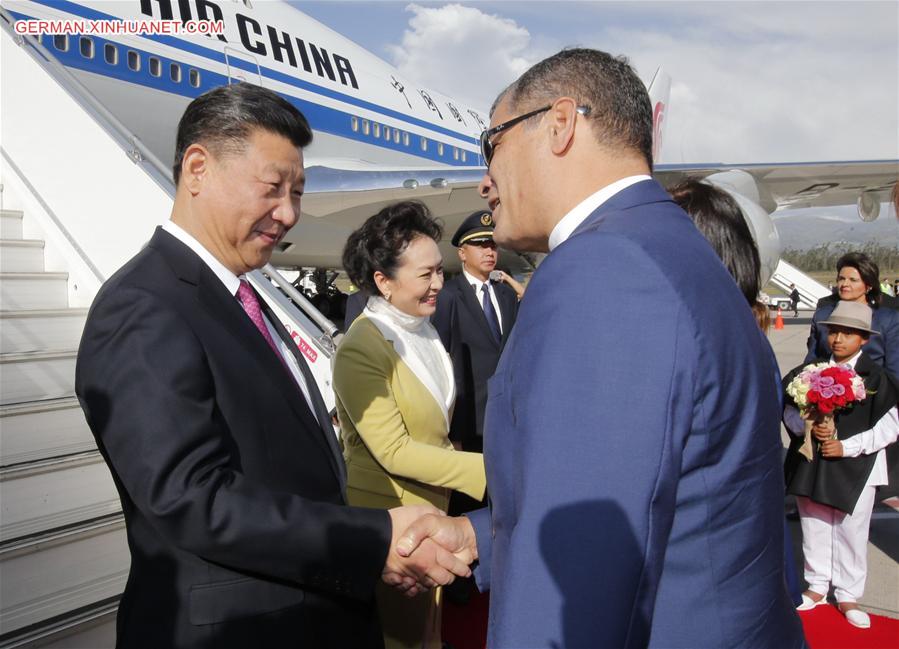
left=343, top=290, right=369, bottom=331
left=76, top=228, right=391, bottom=649
left=432, top=274, right=518, bottom=447
left=467, top=180, right=804, bottom=648
left=806, top=296, right=899, bottom=380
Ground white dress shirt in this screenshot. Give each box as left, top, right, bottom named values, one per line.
left=162, top=221, right=320, bottom=424
left=463, top=268, right=503, bottom=334
left=548, top=174, right=652, bottom=251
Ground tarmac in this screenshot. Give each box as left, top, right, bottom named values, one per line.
left=770, top=310, right=899, bottom=620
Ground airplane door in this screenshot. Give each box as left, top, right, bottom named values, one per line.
left=224, top=47, right=262, bottom=85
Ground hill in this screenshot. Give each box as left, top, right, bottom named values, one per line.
left=772, top=213, right=898, bottom=250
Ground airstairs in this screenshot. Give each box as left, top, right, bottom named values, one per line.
left=1, top=16, right=340, bottom=647
left=0, top=199, right=126, bottom=648
left=769, top=259, right=832, bottom=309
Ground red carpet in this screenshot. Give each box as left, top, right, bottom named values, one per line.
left=442, top=589, right=489, bottom=649
left=444, top=594, right=899, bottom=649
left=799, top=605, right=899, bottom=648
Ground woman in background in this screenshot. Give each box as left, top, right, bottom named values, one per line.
left=805, top=252, right=899, bottom=379
left=333, top=201, right=486, bottom=649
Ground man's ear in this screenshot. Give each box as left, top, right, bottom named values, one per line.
left=181, top=143, right=211, bottom=196
left=457, top=247, right=466, bottom=263
left=547, top=97, right=579, bottom=156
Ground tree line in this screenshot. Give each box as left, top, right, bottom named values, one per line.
left=782, top=241, right=899, bottom=273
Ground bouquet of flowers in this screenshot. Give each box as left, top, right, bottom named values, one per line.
left=785, top=362, right=867, bottom=460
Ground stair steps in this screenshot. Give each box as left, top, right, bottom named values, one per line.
left=0, top=273, right=68, bottom=311
left=0, top=451, right=120, bottom=544
left=0, top=210, right=24, bottom=239
left=0, top=190, right=127, bottom=645
left=0, top=351, right=77, bottom=406
left=0, top=240, right=44, bottom=273
left=0, top=517, right=129, bottom=637
left=0, top=397, right=95, bottom=467
left=0, top=309, right=88, bottom=354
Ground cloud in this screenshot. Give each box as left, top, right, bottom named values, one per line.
left=384, top=1, right=897, bottom=165
left=565, top=2, right=899, bottom=164
left=386, top=3, right=540, bottom=108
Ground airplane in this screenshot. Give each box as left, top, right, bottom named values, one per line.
left=3, top=0, right=896, bottom=301
left=1, top=3, right=897, bottom=642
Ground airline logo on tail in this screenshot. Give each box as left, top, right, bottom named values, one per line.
left=652, top=100, right=666, bottom=163
left=647, top=67, right=671, bottom=164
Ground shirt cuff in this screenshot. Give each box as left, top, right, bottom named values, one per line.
left=840, top=436, right=862, bottom=458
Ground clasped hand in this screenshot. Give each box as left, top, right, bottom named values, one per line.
left=809, top=415, right=843, bottom=457
left=383, top=505, right=478, bottom=598
left=811, top=415, right=836, bottom=442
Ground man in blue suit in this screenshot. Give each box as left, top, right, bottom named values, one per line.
left=397, top=49, right=805, bottom=647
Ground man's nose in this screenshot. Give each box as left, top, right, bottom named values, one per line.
left=478, top=173, right=493, bottom=199
left=275, top=196, right=299, bottom=229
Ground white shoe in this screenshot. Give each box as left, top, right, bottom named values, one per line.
left=797, top=592, right=828, bottom=611
left=843, top=608, right=871, bottom=629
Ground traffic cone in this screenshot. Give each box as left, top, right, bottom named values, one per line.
left=774, top=307, right=784, bottom=330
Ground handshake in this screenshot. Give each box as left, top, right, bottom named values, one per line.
left=383, top=505, right=478, bottom=597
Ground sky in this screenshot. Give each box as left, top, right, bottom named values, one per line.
left=294, top=0, right=899, bottom=170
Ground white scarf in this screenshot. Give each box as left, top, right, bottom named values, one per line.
left=363, top=296, right=455, bottom=429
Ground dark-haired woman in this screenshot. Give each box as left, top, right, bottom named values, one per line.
left=669, top=178, right=776, bottom=334
left=333, top=201, right=486, bottom=649
left=806, top=252, right=899, bottom=379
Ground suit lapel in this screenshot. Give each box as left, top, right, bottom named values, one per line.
left=260, top=298, right=347, bottom=495
left=150, top=229, right=345, bottom=493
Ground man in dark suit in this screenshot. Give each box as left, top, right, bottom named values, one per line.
left=75, top=83, right=467, bottom=649
left=398, top=50, right=805, bottom=647
left=432, top=211, right=519, bottom=455
left=343, top=289, right=369, bottom=330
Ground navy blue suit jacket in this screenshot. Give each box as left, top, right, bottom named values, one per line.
left=468, top=180, right=804, bottom=648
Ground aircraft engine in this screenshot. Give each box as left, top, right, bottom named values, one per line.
left=856, top=190, right=881, bottom=222
left=701, top=170, right=781, bottom=287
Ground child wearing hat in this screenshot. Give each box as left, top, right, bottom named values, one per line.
left=782, top=301, right=899, bottom=628
left=784, top=300, right=899, bottom=629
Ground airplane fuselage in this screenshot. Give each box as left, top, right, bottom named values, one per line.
left=6, top=0, right=487, bottom=174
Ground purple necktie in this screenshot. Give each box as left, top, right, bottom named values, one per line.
left=237, top=279, right=283, bottom=360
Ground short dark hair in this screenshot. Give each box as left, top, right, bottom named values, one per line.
left=668, top=177, right=761, bottom=306
left=342, top=201, right=443, bottom=294
left=173, top=83, right=312, bottom=185
left=836, top=252, right=882, bottom=305
left=495, top=48, right=653, bottom=170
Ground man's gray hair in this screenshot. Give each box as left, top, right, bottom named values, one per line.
left=494, top=48, right=653, bottom=170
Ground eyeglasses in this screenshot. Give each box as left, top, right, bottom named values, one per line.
left=479, top=104, right=591, bottom=166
